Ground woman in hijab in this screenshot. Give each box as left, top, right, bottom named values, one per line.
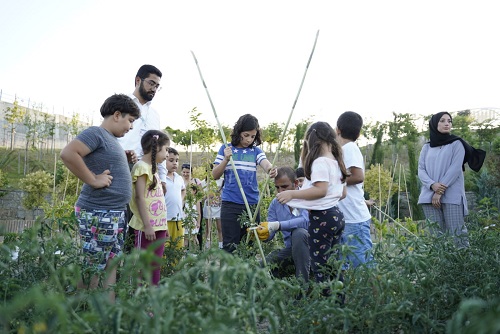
left=417, top=112, right=486, bottom=248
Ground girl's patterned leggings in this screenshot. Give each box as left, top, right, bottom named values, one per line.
left=308, top=206, right=345, bottom=283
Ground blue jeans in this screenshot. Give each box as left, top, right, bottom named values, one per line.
left=340, top=219, right=374, bottom=269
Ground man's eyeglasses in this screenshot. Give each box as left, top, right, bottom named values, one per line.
left=141, top=78, right=162, bottom=91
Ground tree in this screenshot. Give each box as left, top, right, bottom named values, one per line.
left=20, top=170, right=52, bottom=211
left=261, top=122, right=283, bottom=153
left=293, top=120, right=310, bottom=166
left=384, top=113, right=423, bottom=220
left=165, top=126, right=192, bottom=157
left=452, top=110, right=474, bottom=143
left=3, top=100, right=26, bottom=150
left=188, top=107, right=216, bottom=154
left=365, top=121, right=387, bottom=167
left=473, top=119, right=499, bottom=152
left=22, top=111, right=41, bottom=175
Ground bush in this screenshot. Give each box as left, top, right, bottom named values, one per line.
left=19, top=171, right=52, bottom=210
left=1, top=213, right=498, bottom=333
left=364, top=164, right=398, bottom=203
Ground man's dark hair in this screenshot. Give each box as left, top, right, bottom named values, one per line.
left=136, top=64, right=162, bottom=82
left=337, top=111, right=363, bottom=141
left=276, top=166, right=296, bottom=182
left=100, top=94, right=140, bottom=118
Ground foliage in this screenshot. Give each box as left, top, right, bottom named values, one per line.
left=365, top=121, right=386, bottom=166
left=3, top=100, right=26, bottom=150
left=19, top=170, right=53, bottom=209
left=447, top=298, right=500, bottom=333
left=182, top=182, right=205, bottom=250
left=0, top=169, right=8, bottom=189
left=261, top=122, right=283, bottom=153
left=364, top=164, right=398, bottom=203
left=451, top=110, right=474, bottom=142
left=406, top=141, right=424, bottom=220
left=292, top=120, right=309, bottom=166
left=38, top=112, right=57, bottom=153
left=1, top=213, right=499, bottom=333
left=467, top=197, right=499, bottom=231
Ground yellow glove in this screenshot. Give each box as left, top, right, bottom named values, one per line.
left=256, top=223, right=270, bottom=241
left=256, top=222, right=280, bottom=241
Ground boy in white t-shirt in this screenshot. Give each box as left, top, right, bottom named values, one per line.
left=165, top=148, right=186, bottom=251
left=336, top=111, right=375, bottom=268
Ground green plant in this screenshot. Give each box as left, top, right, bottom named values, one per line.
left=364, top=164, right=398, bottom=203
left=1, top=201, right=499, bottom=333
left=468, top=197, right=499, bottom=230
left=19, top=170, right=52, bottom=210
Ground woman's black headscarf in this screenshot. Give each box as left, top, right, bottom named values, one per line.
left=428, top=112, right=486, bottom=172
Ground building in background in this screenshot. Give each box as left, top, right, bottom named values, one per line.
left=0, top=91, right=91, bottom=150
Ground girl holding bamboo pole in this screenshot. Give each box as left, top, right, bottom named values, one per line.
left=212, top=114, right=277, bottom=253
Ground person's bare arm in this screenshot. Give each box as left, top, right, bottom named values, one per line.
left=346, top=166, right=364, bottom=185
left=60, top=139, right=112, bottom=188
left=213, top=146, right=232, bottom=179
left=260, top=159, right=277, bottom=178
left=276, top=181, right=328, bottom=204
left=135, top=175, right=156, bottom=240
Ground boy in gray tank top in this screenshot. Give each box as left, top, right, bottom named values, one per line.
left=60, top=94, right=140, bottom=302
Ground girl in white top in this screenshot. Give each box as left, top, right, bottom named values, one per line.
left=276, top=121, right=348, bottom=293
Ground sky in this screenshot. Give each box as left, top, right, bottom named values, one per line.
left=1, top=0, right=499, bottom=135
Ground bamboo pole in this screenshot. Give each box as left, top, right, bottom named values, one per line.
left=52, top=153, right=57, bottom=201
left=384, top=155, right=397, bottom=217
left=372, top=205, right=418, bottom=238
left=191, top=51, right=253, bottom=223
left=191, top=50, right=262, bottom=261
left=250, top=30, right=320, bottom=224
left=397, top=163, right=402, bottom=220
left=401, top=165, right=413, bottom=221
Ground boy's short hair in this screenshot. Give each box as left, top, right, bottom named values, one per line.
left=100, top=94, right=140, bottom=119
left=168, top=147, right=179, bottom=155
left=337, top=111, right=363, bottom=141
left=136, top=64, right=162, bottom=82
left=295, top=167, right=305, bottom=178
left=276, top=166, right=296, bottom=182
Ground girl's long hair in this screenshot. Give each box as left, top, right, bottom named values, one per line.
left=141, top=130, right=170, bottom=191
left=230, top=114, right=262, bottom=147
left=300, top=121, right=349, bottom=182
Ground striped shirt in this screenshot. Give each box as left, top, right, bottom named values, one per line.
left=214, top=144, right=267, bottom=205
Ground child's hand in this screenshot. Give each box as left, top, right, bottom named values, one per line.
left=365, top=199, right=376, bottom=207
left=91, top=170, right=113, bottom=189
left=276, top=190, right=294, bottom=204
left=268, top=167, right=278, bottom=178
left=223, top=146, right=233, bottom=162
left=144, top=225, right=156, bottom=241
left=125, top=150, right=137, bottom=164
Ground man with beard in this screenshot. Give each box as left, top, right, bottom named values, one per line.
left=118, top=64, right=166, bottom=252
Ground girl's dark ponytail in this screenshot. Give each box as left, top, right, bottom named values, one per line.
left=149, top=134, right=159, bottom=191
